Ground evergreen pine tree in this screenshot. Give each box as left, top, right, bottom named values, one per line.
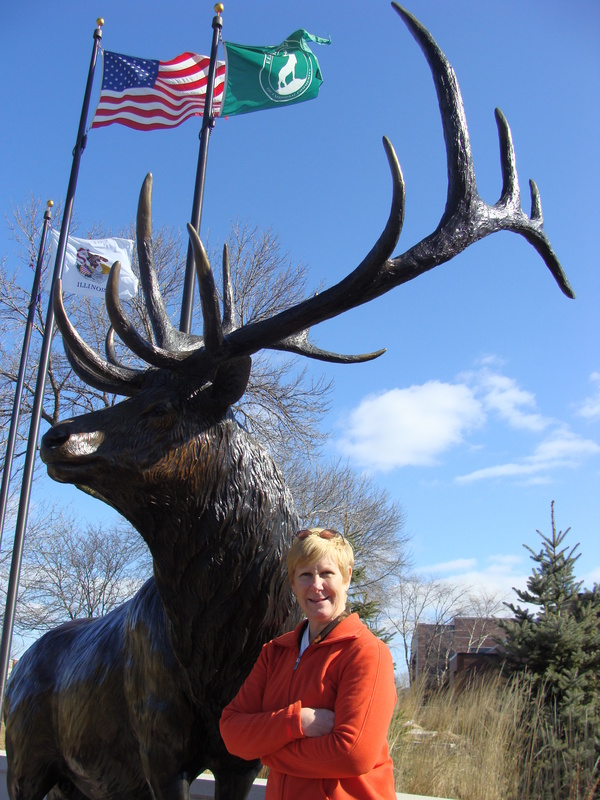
left=500, top=502, right=600, bottom=799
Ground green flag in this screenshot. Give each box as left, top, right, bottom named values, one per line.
left=221, top=30, right=331, bottom=117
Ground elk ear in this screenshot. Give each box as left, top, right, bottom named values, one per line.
left=209, top=356, right=252, bottom=409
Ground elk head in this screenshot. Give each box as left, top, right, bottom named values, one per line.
left=43, top=3, right=574, bottom=525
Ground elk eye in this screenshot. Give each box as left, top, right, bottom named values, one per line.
left=142, top=401, right=173, bottom=418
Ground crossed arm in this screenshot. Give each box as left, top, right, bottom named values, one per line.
left=219, top=640, right=396, bottom=779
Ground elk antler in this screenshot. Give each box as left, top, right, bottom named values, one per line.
left=202, top=2, right=573, bottom=364
left=55, top=3, right=573, bottom=397
left=55, top=176, right=384, bottom=394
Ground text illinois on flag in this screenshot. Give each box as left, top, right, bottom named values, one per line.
left=91, top=51, right=226, bottom=131
left=48, top=231, right=138, bottom=300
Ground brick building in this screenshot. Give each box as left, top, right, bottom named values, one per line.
left=410, top=616, right=505, bottom=687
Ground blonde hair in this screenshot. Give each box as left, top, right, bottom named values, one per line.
left=286, top=527, right=354, bottom=584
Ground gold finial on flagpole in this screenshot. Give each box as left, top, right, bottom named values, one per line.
left=96, top=18, right=105, bottom=27
left=214, top=4, right=224, bottom=13
left=46, top=200, right=54, bottom=209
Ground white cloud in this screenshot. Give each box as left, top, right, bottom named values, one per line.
left=455, top=463, right=541, bottom=483
left=474, top=369, right=550, bottom=432
left=476, top=354, right=505, bottom=368
left=576, top=372, right=600, bottom=420
left=487, top=554, right=522, bottom=568
left=430, top=554, right=531, bottom=606
left=418, top=553, right=600, bottom=613
left=456, top=427, right=600, bottom=484
left=420, top=558, right=478, bottom=573
left=336, top=381, right=485, bottom=471
left=389, top=554, right=531, bottom=618
left=336, top=360, right=599, bottom=481
left=533, top=427, right=600, bottom=463
left=585, top=565, right=600, bottom=586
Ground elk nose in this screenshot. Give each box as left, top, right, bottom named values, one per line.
left=41, top=423, right=72, bottom=449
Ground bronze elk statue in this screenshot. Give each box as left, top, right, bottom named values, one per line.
left=3, top=5, right=574, bottom=800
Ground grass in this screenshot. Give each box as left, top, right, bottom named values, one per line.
left=2, top=672, right=598, bottom=799
left=389, top=674, right=600, bottom=800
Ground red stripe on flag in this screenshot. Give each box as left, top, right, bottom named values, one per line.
left=91, top=51, right=225, bottom=132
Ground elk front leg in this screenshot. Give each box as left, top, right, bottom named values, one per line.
left=213, top=764, right=262, bottom=800
left=147, top=775, right=190, bottom=800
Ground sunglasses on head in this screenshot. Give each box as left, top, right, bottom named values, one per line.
left=294, top=528, right=345, bottom=541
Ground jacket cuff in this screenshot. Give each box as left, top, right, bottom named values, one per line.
left=289, top=700, right=304, bottom=739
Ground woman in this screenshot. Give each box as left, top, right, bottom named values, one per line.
left=219, top=527, right=397, bottom=799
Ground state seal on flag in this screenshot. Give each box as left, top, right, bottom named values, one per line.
left=48, top=231, right=137, bottom=300
left=259, top=46, right=314, bottom=104
left=76, top=247, right=111, bottom=282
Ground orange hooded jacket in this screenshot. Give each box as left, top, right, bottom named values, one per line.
left=219, top=613, right=397, bottom=800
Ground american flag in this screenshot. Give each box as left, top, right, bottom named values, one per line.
left=91, top=51, right=226, bottom=131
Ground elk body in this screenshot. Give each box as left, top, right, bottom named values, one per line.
left=6, top=369, right=300, bottom=800
left=3, top=5, right=573, bottom=800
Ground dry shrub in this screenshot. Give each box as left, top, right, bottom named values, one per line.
left=389, top=673, right=527, bottom=800
left=390, top=674, right=600, bottom=800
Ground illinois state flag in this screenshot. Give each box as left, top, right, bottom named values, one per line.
left=221, top=30, right=331, bottom=117
left=91, top=51, right=226, bottom=131
left=49, top=231, right=138, bottom=300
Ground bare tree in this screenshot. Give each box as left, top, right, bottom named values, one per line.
left=1, top=197, right=122, bottom=456
left=1, top=503, right=152, bottom=648
left=387, top=574, right=451, bottom=679
left=282, top=455, right=409, bottom=620
left=387, top=574, right=505, bottom=684
left=216, top=221, right=332, bottom=459
left=412, top=579, right=470, bottom=686
left=0, top=200, right=331, bottom=468
left=0, top=199, right=334, bottom=648
left=1, top=201, right=401, bottom=645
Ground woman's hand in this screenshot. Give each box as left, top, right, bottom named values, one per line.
left=300, top=707, right=335, bottom=737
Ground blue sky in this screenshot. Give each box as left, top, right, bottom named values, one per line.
left=1, top=1, right=599, bottom=616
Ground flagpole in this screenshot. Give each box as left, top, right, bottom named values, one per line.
left=0, top=201, right=54, bottom=555
left=179, top=3, right=224, bottom=334
left=0, top=19, right=103, bottom=708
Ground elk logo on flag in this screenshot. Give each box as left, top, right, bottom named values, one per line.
left=259, top=45, right=314, bottom=103
left=221, top=30, right=329, bottom=118
left=76, top=247, right=111, bottom=281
